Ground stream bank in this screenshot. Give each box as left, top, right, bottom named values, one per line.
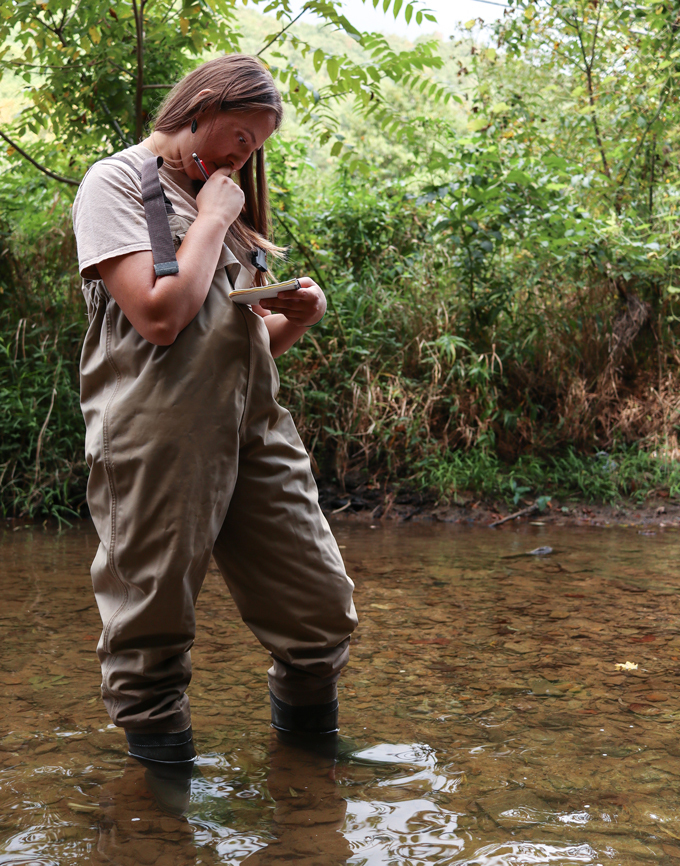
left=317, top=481, right=680, bottom=529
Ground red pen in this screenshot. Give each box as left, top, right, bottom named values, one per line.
left=192, top=152, right=209, bottom=180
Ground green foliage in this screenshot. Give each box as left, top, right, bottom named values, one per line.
left=417, top=445, right=680, bottom=507
left=2, top=2, right=680, bottom=519
left=0, top=314, right=86, bottom=522
left=1, top=0, right=239, bottom=168
left=0, top=0, right=450, bottom=181
left=487, top=0, right=680, bottom=216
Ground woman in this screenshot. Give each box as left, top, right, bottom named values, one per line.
left=72, top=54, right=357, bottom=765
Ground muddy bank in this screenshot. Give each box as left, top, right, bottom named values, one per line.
left=317, top=481, right=680, bottom=529
left=4, top=483, right=679, bottom=531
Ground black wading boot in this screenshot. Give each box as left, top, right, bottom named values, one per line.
left=269, top=692, right=340, bottom=759
left=125, top=727, right=196, bottom=816
left=125, top=727, right=196, bottom=764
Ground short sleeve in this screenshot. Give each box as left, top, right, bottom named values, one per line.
left=72, top=160, right=153, bottom=281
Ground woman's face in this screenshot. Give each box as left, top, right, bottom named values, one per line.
left=187, top=108, right=277, bottom=179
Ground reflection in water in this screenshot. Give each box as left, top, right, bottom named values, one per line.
left=94, top=759, right=198, bottom=865
left=2, top=521, right=680, bottom=864
left=241, top=734, right=351, bottom=866
left=91, top=735, right=350, bottom=866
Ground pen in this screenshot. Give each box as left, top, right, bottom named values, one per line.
left=192, top=152, right=209, bottom=181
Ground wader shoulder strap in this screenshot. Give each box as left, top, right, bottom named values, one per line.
left=140, top=156, right=179, bottom=277
left=104, top=154, right=179, bottom=277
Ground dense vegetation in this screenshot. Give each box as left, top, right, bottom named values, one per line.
left=1, top=0, right=680, bottom=521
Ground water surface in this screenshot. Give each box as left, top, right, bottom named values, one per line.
left=1, top=520, right=680, bottom=864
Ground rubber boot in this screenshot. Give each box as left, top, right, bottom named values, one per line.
left=269, top=692, right=339, bottom=759
left=125, top=727, right=196, bottom=816
left=139, top=760, right=193, bottom=816
left=125, top=726, right=196, bottom=763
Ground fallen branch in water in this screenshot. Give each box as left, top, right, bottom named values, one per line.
left=489, top=503, right=539, bottom=528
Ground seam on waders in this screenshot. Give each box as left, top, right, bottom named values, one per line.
left=236, top=304, right=254, bottom=438
left=100, top=303, right=127, bottom=712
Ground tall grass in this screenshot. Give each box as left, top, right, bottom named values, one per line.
left=416, top=446, right=680, bottom=507
left=0, top=214, right=87, bottom=521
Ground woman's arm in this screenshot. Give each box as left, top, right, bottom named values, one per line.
left=97, top=168, right=244, bottom=346
left=255, top=277, right=327, bottom=358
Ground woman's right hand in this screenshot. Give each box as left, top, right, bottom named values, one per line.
left=195, top=167, right=245, bottom=229
left=99, top=167, right=246, bottom=346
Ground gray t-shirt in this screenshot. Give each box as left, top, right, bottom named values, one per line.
left=72, top=143, right=252, bottom=288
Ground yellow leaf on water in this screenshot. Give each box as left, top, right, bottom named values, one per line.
left=68, top=802, right=99, bottom=813
left=615, top=661, right=638, bottom=670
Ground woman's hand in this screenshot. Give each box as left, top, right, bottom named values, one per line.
left=97, top=167, right=246, bottom=346
left=259, top=277, right=326, bottom=327
left=195, top=167, right=245, bottom=229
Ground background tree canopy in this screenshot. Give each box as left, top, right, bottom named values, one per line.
left=0, top=0, right=446, bottom=178
left=1, top=0, right=680, bottom=521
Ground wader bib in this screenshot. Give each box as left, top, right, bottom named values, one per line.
left=79, top=156, right=357, bottom=734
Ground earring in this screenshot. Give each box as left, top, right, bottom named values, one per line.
left=191, top=119, right=197, bottom=134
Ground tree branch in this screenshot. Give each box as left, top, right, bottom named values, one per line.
left=618, top=84, right=672, bottom=189
left=257, top=8, right=308, bottom=57
left=0, top=129, right=80, bottom=187
left=489, top=503, right=538, bottom=527
left=30, top=9, right=68, bottom=46
left=28, top=13, right=65, bottom=41
left=273, top=210, right=346, bottom=338
left=96, top=98, right=133, bottom=148
left=107, top=61, right=135, bottom=78
left=589, top=0, right=603, bottom=72
left=569, top=12, right=611, bottom=179
left=62, top=0, right=83, bottom=32
left=9, top=61, right=87, bottom=70
left=132, top=0, right=145, bottom=142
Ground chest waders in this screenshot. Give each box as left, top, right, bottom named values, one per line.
left=80, top=155, right=357, bottom=764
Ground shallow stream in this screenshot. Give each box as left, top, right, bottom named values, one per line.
left=1, top=521, right=680, bottom=865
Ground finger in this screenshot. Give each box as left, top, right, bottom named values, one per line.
left=277, top=288, right=310, bottom=300
left=265, top=307, right=311, bottom=321
left=265, top=298, right=312, bottom=311
left=260, top=294, right=302, bottom=308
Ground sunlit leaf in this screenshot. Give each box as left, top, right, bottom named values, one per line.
left=326, top=56, right=340, bottom=81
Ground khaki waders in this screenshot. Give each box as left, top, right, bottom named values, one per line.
left=79, top=158, right=357, bottom=735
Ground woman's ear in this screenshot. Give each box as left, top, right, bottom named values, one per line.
left=188, top=88, right=215, bottom=113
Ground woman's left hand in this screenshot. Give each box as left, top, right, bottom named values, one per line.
left=259, top=276, right=326, bottom=328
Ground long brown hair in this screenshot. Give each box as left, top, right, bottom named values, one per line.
left=153, top=55, right=285, bottom=281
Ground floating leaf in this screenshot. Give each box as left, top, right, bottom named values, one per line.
left=68, top=802, right=100, bottom=813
